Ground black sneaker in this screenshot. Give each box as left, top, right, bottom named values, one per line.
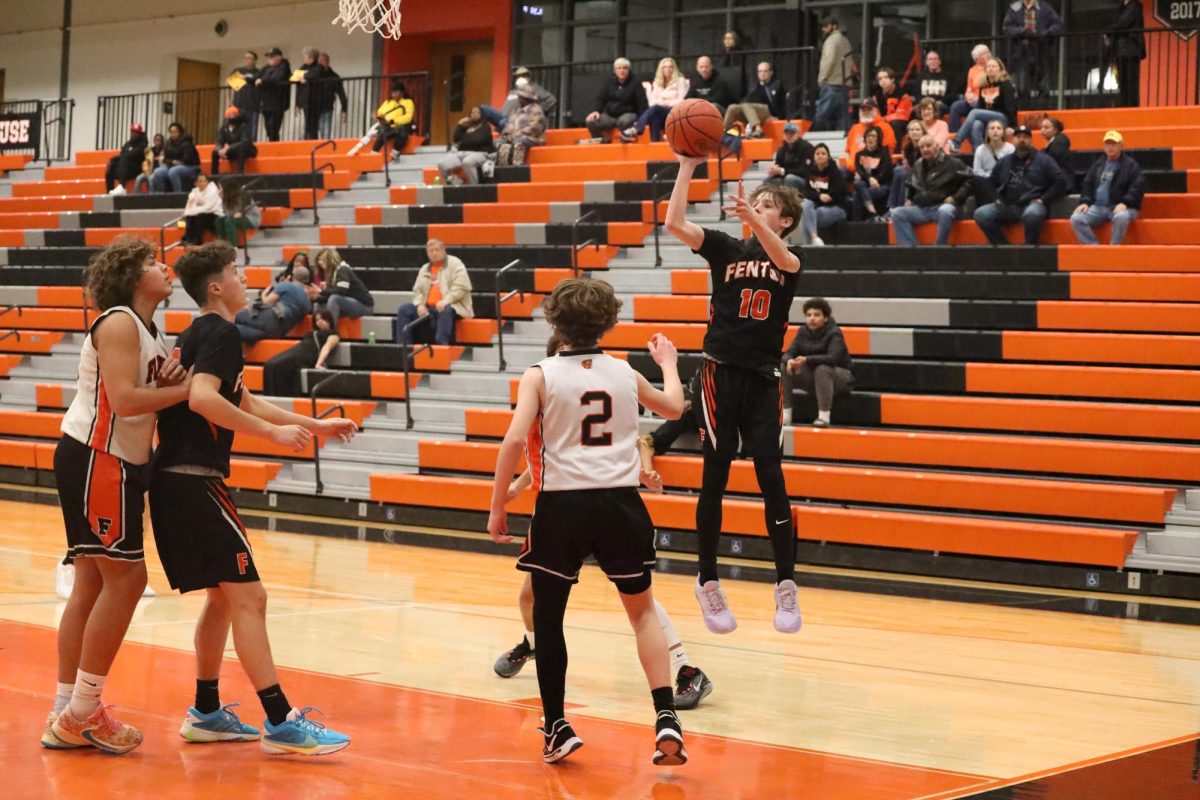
left=493, top=637, right=534, bottom=678
left=541, top=719, right=583, bottom=763
left=673, top=665, right=713, bottom=711
left=653, top=710, right=687, bottom=766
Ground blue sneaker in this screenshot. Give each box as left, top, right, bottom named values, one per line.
left=180, top=703, right=261, bottom=743
left=260, top=707, right=350, bottom=756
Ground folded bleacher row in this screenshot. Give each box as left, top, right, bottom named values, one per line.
left=1, top=106, right=1198, bottom=601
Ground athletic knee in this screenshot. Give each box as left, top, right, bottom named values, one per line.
left=225, top=582, right=268, bottom=616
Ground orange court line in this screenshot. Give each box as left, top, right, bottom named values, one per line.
left=1, top=618, right=990, bottom=800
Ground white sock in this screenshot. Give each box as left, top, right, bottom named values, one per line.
left=817, top=410, right=831, bottom=424
left=53, top=682, right=73, bottom=715
left=654, top=600, right=690, bottom=671
left=525, top=630, right=536, bottom=650
left=67, top=669, right=105, bottom=719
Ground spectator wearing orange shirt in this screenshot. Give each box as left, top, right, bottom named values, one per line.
left=948, top=44, right=992, bottom=133
left=394, top=239, right=474, bottom=346
left=841, top=99, right=896, bottom=172
left=871, top=67, right=913, bottom=143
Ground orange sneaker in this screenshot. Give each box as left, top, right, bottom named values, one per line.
left=41, top=711, right=86, bottom=750
left=51, top=705, right=143, bottom=754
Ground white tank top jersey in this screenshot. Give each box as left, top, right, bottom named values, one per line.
left=60, top=306, right=168, bottom=465
left=527, top=348, right=641, bottom=492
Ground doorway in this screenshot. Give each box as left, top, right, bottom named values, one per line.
left=175, top=58, right=222, bottom=144
left=429, top=41, right=493, bottom=145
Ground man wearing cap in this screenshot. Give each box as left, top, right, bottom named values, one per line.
left=497, top=86, right=547, bottom=166
left=973, top=124, right=1067, bottom=245
left=1070, top=130, right=1144, bottom=245
left=105, top=123, right=148, bottom=195
left=257, top=47, right=292, bottom=142
left=213, top=107, right=258, bottom=175
left=232, top=51, right=262, bottom=141
left=891, top=134, right=974, bottom=246
left=763, top=123, right=814, bottom=190
left=840, top=99, right=896, bottom=173
left=482, top=68, right=557, bottom=131
left=685, top=56, right=736, bottom=114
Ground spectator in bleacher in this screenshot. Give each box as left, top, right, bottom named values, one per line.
left=315, top=53, right=349, bottom=140
left=913, top=50, right=955, bottom=114
left=723, top=61, right=785, bottom=139
left=105, top=123, right=148, bottom=195
left=872, top=68, right=914, bottom=143
left=890, top=134, right=974, bottom=246
left=950, top=57, right=1018, bottom=153
left=373, top=80, right=416, bottom=161
left=795, top=143, right=847, bottom=247
left=719, top=30, right=748, bottom=97
left=151, top=122, right=200, bottom=193
left=889, top=119, right=928, bottom=212
left=842, top=100, right=897, bottom=170
left=974, top=125, right=1068, bottom=245
left=763, top=122, right=814, bottom=190
left=622, top=57, right=690, bottom=143
left=394, top=239, right=474, bottom=346
left=686, top=56, right=736, bottom=114
left=585, top=58, right=648, bottom=143
left=1003, top=0, right=1064, bottom=99
left=212, top=106, right=257, bottom=175
left=257, top=47, right=291, bottom=142
left=216, top=179, right=261, bottom=248
left=852, top=126, right=894, bottom=222
left=278, top=249, right=310, bottom=282
left=296, top=48, right=326, bottom=141
left=482, top=68, right=557, bottom=131
left=438, top=106, right=494, bottom=185
left=813, top=16, right=854, bottom=132
left=972, top=119, right=1015, bottom=204
left=314, top=247, right=374, bottom=325
left=915, top=98, right=950, bottom=153
left=496, top=88, right=546, bottom=166
left=134, top=133, right=164, bottom=195
left=1108, top=0, right=1146, bottom=107
left=262, top=310, right=341, bottom=397
left=1070, top=130, right=1144, bottom=245
left=232, top=51, right=262, bottom=141
left=1039, top=116, right=1072, bottom=186
left=784, top=298, right=854, bottom=427
left=948, top=44, right=992, bottom=133
left=235, top=266, right=313, bottom=344
left=181, top=173, right=222, bottom=246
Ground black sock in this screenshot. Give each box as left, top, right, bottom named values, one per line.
left=531, top=572, right=572, bottom=730
left=696, top=456, right=733, bottom=584
left=195, top=679, right=221, bottom=715
left=754, top=456, right=796, bottom=584
left=256, top=684, right=292, bottom=727
left=651, top=686, right=675, bottom=714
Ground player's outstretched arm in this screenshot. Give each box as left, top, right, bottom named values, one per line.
left=94, top=313, right=191, bottom=416
left=488, top=366, right=544, bottom=543
left=189, top=374, right=311, bottom=451
left=636, top=333, right=685, bottom=420
left=240, top=390, right=358, bottom=443
left=664, top=154, right=706, bottom=251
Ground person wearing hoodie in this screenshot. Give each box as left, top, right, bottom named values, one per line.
left=181, top=173, right=223, bottom=245
left=723, top=61, right=786, bottom=139
left=974, top=124, right=1068, bottom=245
left=852, top=125, right=895, bottom=221
left=105, top=124, right=148, bottom=194
left=212, top=106, right=258, bottom=175
left=795, top=143, right=848, bottom=246
left=151, top=122, right=200, bottom=193
left=763, top=122, right=814, bottom=190
left=783, top=298, right=854, bottom=427
left=313, top=247, right=374, bottom=325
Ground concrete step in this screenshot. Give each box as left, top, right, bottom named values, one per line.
left=1144, top=525, right=1200, bottom=558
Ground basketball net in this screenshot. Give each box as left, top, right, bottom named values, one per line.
left=333, top=0, right=403, bottom=39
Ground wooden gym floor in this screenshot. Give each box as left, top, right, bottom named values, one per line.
left=1, top=497, right=1198, bottom=799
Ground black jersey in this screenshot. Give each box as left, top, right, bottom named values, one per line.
left=695, top=228, right=803, bottom=378
left=154, top=313, right=245, bottom=477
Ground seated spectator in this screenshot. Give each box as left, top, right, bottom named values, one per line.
left=948, top=44, right=991, bottom=133
left=105, top=123, right=148, bottom=195
left=394, top=239, right=474, bottom=346
left=723, top=61, right=786, bottom=139
left=314, top=247, right=374, bottom=325
left=889, top=119, right=927, bottom=212
left=622, top=57, right=690, bottom=143
left=842, top=100, right=897, bottom=169
left=915, top=97, right=950, bottom=152
left=950, top=57, right=1018, bottom=153
left=277, top=249, right=311, bottom=282
left=152, top=122, right=200, bottom=192
left=234, top=266, right=313, bottom=344
left=686, top=56, right=736, bottom=113
left=913, top=50, right=956, bottom=114
left=437, top=106, right=495, bottom=185
left=972, top=119, right=1015, bottom=204
left=795, top=143, right=848, bottom=247
left=496, top=88, right=546, bottom=166
left=763, top=122, right=814, bottom=190
left=181, top=173, right=222, bottom=246
left=890, top=134, right=974, bottom=247
left=784, top=298, right=854, bottom=427
left=585, top=58, right=647, bottom=142
left=134, top=133, right=164, bottom=194
left=373, top=81, right=415, bottom=161
left=262, top=310, right=341, bottom=397
left=216, top=179, right=261, bottom=247
left=1070, top=130, right=1144, bottom=246
left=852, top=126, right=894, bottom=221
left=212, top=107, right=257, bottom=176
left=974, top=125, right=1067, bottom=245
left=872, top=67, right=914, bottom=143
left=482, top=67, right=557, bottom=130
left=1039, top=116, right=1072, bottom=186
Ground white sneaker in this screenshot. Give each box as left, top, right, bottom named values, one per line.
left=142, top=583, right=156, bottom=598
left=619, top=127, right=638, bottom=143
left=108, top=185, right=126, bottom=196
left=810, top=236, right=825, bottom=247
left=694, top=579, right=737, bottom=634
left=55, top=561, right=75, bottom=600
left=774, top=580, right=802, bottom=633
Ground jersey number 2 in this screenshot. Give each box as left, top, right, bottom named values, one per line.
left=580, top=391, right=613, bottom=446
left=738, top=289, right=771, bottom=320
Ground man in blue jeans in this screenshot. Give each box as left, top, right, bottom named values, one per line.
left=394, top=239, right=474, bottom=346
left=1070, top=130, right=1144, bottom=246
left=813, top=17, right=853, bottom=132
left=973, top=125, right=1067, bottom=245
left=890, top=135, right=973, bottom=246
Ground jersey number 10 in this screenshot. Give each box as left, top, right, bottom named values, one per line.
left=738, top=289, right=771, bottom=320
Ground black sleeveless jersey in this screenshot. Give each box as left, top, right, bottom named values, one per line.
left=694, top=228, right=803, bottom=378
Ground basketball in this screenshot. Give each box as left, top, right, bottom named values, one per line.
left=664, top=99, right=724, bottom=158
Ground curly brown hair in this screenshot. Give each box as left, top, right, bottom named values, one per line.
left=84, top=237, right=157, bottom=312
left=749, top=182, right=803, bottom=236
left=541, top=279, right=622, bottom=348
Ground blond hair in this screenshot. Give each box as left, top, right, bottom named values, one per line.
left=653, top=57, right=681, bottom=88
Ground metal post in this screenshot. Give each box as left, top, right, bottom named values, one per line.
left=651, top=166, right=673, bottom=268
left=308, top=372, right=345, bottom=495
left=309, top=140, right=336, bottom=225
left=399, top=315, right=433, bottom=429
left=494, top=259, right=527, bottom=373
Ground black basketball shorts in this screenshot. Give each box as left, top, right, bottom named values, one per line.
left=695, top=358, right=784, bottom=460
left=517, top=487, right=656, bottom=594
left=149, top=470, right=260, bottom=593
left=54, top=434, right=148, bottom=561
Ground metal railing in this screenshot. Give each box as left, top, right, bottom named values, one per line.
left=570, top=209, right=601, bottom=278
left=398, top=315, right=433, bottom=430
left=96, top=72, right=432, bottom=149
left=309, top=140, right=336, bottom=226
left=308, top=371, right=347, bottom=495
left=0, top=99, right=75, bottom=162
left=159, top=213, right=186, bottom=260
left=650, top=166, right=676, bottom=268
left=494, top=259, right=528, bottom=373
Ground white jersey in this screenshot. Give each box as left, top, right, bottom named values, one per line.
left=61, top=306, right=168, bottom=465
left=528, top=349, right=641, bottom=492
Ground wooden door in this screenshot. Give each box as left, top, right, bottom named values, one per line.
left=175, top=58, right=222, bottom=145
left=429, top=41, right=493, bottom=145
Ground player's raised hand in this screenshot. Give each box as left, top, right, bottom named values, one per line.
left=488, top=508, right=512, bottom=544
left=269, top=424, right=312, bottom=451
left=648, top=333, right=678, bottom=367
left=316, top=417, right=358, bottom=443
left=675, top=153, right=707, bottom=168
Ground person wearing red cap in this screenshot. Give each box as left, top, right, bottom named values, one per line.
left=105, top=124, right=148, bottom=195
left=213, top=107, right=257, bottom=175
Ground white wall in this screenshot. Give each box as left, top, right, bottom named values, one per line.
left=0, top=1, right=381, bottom=155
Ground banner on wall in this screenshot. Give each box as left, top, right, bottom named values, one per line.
left=0, top=112, right=41, bottom=160
left=1155, top=0, right=1200, bottom=39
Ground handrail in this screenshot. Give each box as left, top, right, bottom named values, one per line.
left=234, top=176, right=265, bottom=265
left=0, top=305, right=22, bottom=322
left=0, top=330, right=20, bottom=345
left=494, top=258, right=528, bottom=373
left=159, top=213, right=186, bottom=259
left=650, top=165, right=675, bottom=268
left=570, top=209, right=601, bottom=278
left=309, top=139, right=337, bottom=225
left=307, top=371, right=347, bottom=494
left=399, top=315, right=433, bottom=430
left=716, top=143, right=736, bottom=222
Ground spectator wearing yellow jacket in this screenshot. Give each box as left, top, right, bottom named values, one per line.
left=373, top=81, right=416, bottom=160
